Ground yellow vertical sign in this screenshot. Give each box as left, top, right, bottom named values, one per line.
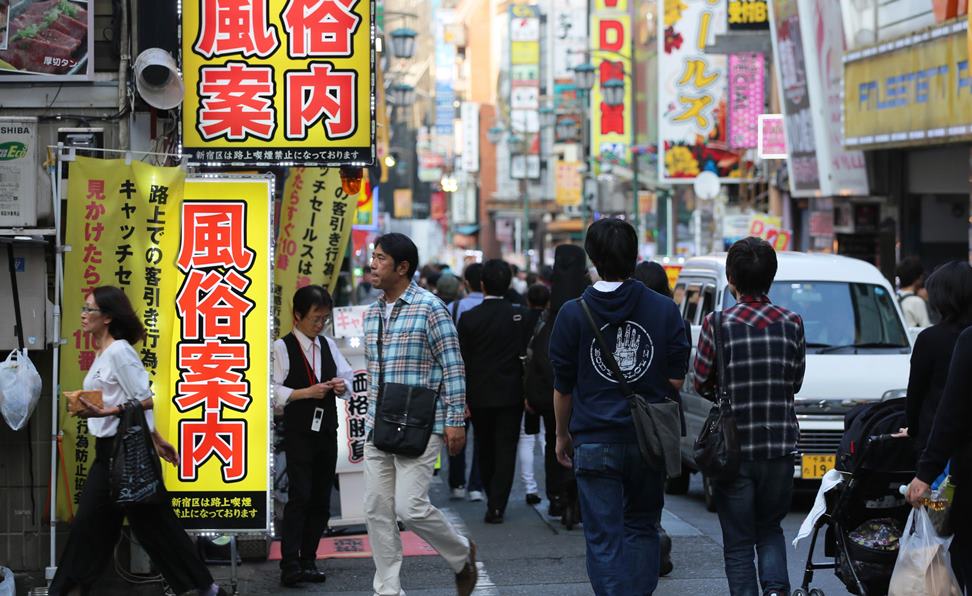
left=591, top=0, right=632, bottom=161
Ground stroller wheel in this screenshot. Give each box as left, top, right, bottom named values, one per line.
left=791, top=590, right=809, bottom=596
left=809, top=590, right=825, bottom=596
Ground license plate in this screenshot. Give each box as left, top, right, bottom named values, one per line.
left=801, top=454, right=836, bottom=479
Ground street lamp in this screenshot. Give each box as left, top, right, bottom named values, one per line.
left=555, top=118, right=577, bottom=143
left=388, top=82, right=415, bottom=107
left=572, top=63, right=596, bottom=93
left=389, top=27, right=417, bottom=59
left=601, top=78, right=625, bottom=107
left=507, top=134, right=526, bottom=156
left=539, top=105, right=556, bottom=130
left=487, top=125, right=505, bottom=145
left=572, top=62, right=596, bottom=233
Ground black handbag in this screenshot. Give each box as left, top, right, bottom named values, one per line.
left=693, top=310, right=740, bottom=481
left=372, top=315, right=439, bottom=457
left=110, top=400, right=165, bottom=506
left=578, top=299, right=683, bottom=478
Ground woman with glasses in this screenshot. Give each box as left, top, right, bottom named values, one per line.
left=51, top=286, right=222, bottom=596
left=272, top=284, right=354, bottom=587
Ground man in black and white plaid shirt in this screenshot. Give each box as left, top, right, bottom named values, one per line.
left=694, top=237, right=806, bottom=596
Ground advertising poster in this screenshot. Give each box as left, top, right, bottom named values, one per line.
left=59, top=158, right=273, bottom=532
left=727, top=53, right=764, bottom=148
left=758, top=114, right=787, bottom=158
left=181, top=0, right=375, bottom=166
left=0, top=116, right=37, bottom=226
left=0, top=0, right=94, bottom=80
left=658, top=0, right=747, bottom=182
left=552, top=0, right=588, bottom=79
left=274, top=167, right=357, bottom=337
left=591, top=0, right=632, bottom=163
left=509, top=3, right=542, bottom=179
left=555, top=160, right=582, bottom=206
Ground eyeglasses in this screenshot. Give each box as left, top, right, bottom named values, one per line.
left=80, top=306, right=101, bottom=315
left=306, top=315, right=331, bottom=326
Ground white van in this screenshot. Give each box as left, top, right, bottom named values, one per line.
left=669, top=252, right=912, bottom=510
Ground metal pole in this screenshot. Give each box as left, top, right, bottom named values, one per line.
left=629, top=0, right=639, bottom=237
left=582, top=94, right=592, bottom=235
left=521, top=176, right=529, bottom=268
left=666, top=191, right=675, bottom=255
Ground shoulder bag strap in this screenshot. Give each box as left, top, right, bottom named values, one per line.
left=714, top=310, right=729, bottom=406
left=377, top=312, right=385, bottom=389
left=578, top=298, right=635, bottom=399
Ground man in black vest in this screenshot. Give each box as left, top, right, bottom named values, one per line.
left=272, top=285, right=354, bottom=587
left=457, top=259, right=527, bottom=523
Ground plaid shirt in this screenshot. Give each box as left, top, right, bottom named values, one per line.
left=694, top=295, right=806, bottom=460
left=364, top=282, right=466, bottom=435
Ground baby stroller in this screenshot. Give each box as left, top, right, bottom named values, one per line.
left=794, top=399, right=916, bottom=596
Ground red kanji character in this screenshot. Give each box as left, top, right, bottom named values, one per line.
left=281, top=0, right=361, bottom=57
left=87, top=180, right=106, bottom=200
left=178, top=341, right=248, bottom=383
left=176, top=270, right=255, bottom=339
left=194, top=0, right=278, bottom=58
left=174, top=378, right=250, bottom=412
left=78, top=350, right=95, bottom=371
left=285, top=63, right=357, bottom=140
left=179, top=411, right=247, bottom=482
left=85, top=202, right=106, bottom=220
left=177, top=202, right=255, bottom=270
left=276, top=253, right=290, bottom=271
left=600, top=102, right=625, bottom=134
left=198, top=63, right=276, bottom=141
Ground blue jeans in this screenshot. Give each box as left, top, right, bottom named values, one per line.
left=574, top=442, right=664, bottom=596
left=714, top=455, right=793, bottom=596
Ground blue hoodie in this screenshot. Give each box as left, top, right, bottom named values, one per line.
left=549, top=279, right=690, bottom=446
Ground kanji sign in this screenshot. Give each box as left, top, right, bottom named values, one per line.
left=727, top=0, right=768, bottom=30
left=182, top=0, right=375, bottom=166
left=59, top=158, right=273, bottom=532
left=590, top=0, right=632, bottom=162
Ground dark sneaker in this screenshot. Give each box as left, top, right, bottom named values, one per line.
left=484, top=508, right=504, bottom=524
left=455, top=539, right=478, bottom=596
left=547, top=498, right=564, bottom=517
left=280, top=563, right=303, bottom=587
left=525, top=493, right=541, bottom=505
left=300, top=560, right=327, bottom=583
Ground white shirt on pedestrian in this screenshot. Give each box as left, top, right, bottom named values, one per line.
left=272, top=328, right=354, bottom=409
left=83, top=339, right=155, bottom=438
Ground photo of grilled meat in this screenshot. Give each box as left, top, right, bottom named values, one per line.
left=0, top=0, right=88, bottom=75
left=0, top=1, right=9, bottom=51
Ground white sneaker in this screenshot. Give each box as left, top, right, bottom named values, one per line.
left=450, top=488, right=465, bottom=500
left=467, top=490, right=484, bottom=502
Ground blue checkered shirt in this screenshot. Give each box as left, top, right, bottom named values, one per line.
left=364, top=282, right=466, bottom=435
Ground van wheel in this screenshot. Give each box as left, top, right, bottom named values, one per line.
left=665, top=468, right=691, bottom=495
left=702, top=474, right=717, bottom=512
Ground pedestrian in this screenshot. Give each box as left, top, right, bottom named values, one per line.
left=356, top=266, right=384, bottom=305
left=694, top=237, right=806, bottom=596
left=519, top=282, right=551, bottom=507
left=458, top=259, right=527, bottom=523
left=50, top=286, right=223, bottom=596
left=363, top=233, right=478, bottom=596
left=906, top=325, right=972, bottom=587
left=896, top=256, right=932, bottom=328
left=904, top=261, right=972, bottom=452
left=448, top=262, right=485, bottom=502
left=550, top=219, right=691, bottom=596
left=272, top=285, right=355, bottom=587
left=436, top=272, right=462, bottom=305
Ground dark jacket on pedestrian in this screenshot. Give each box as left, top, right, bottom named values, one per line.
left=458, top=298, right=527, bottom=408
left=549, top=280, right=690, bottom=446
left=907, top=321, right=972, bottom=450
left=524, top=309, right=554, bottom=411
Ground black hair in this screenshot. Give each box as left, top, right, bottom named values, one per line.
left=633, top=261, right=672, bottom=298
left=584, top=218, right=637, bottom=281
left=550, top=244, right=589, bottom=315
left=92, top=286, right=146, bottom=345
left=924, top=261, right=972, bottom=324
left=527, top=283, right=551, bottom=308
left=896, top=256, right=924, bottom=289
left=292, top=284, right=332, bottom=318
left=375, top=233, right=420, bottom=278
left=726, top=237, right=778, bottom=296
left=463, top=262, right=484, bottom=291
left=540, top=265, right=554, bottom=282
left=481, top=259, right=512, bottom=296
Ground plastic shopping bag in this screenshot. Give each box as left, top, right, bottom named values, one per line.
left=0, top=349, right=43, bottom=430
left=888, top=507, right=962, bottom=596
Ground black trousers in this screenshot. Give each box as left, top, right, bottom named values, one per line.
left=535, top=406, right=564, bottom=502
left=447, top=419, right=483, bottom=492
left=280, top=430, right=337, bottom=568
left=50, top=438, right=213, bottom=596
left=471, top=404, right=523, bottom=513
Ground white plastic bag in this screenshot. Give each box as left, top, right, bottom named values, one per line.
left=0, top=565, right=14, bottom=596
left=889, top=507, right=962, bottom=596
left=0, top=349, right=43, bottom=430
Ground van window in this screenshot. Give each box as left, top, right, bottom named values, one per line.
left=701, top=285, right=716, bottom=319
left=684, top=283, right=703, bottom=324
left=673, top=283, right=686, bottom=311
left=724, top=282, right=909, bottom=352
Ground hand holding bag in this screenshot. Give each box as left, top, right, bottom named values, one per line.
left=110, top=399, right=165, bottom=506
left=372, top=314, right=439, bottom=457
left=578, top=299, right=682, bottom=478
left=693, top=311, right=740, bottom=481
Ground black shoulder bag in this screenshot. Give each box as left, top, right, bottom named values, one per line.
left=110, top=400, right=165, bottom=506
left=693, top=310, right=740, bottom=481
left=578, top=299, right=683, bottom=478
left=372, top=314, right=440, bottom=457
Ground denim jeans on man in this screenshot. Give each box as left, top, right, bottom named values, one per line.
left=574, top=442, right=664, bottom=596
left=714, top=455, right=793, bottom=596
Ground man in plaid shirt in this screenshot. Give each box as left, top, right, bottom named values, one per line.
left=362, top=233, right=478, bottom=596
left=694, top=237, right=806, bottom=596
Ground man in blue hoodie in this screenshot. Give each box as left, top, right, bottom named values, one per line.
left=550, top=218, right=690, bottom=596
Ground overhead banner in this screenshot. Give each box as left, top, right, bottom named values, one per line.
left=181, top=0, right=375, bottom=167
left=844, top=20, right=972, bottom=149
left=591, top=0, right=632, bottom=163
left=727, top=53, right=764, bottom=149
left=59, top=157, right=272, bottom=532
left=0, top=0, right=94, bottom=80
left=274, top=167, right=357, bottom=336
left=658, top=0, right=747, bottom=182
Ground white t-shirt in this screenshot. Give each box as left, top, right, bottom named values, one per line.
left=271, top=329, right=355, bottom=409
left=82, top=339, right=155, bottom=438
left=593, top=280, right=624, bottom=292
left=898, top=291, right=932, bottom=328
